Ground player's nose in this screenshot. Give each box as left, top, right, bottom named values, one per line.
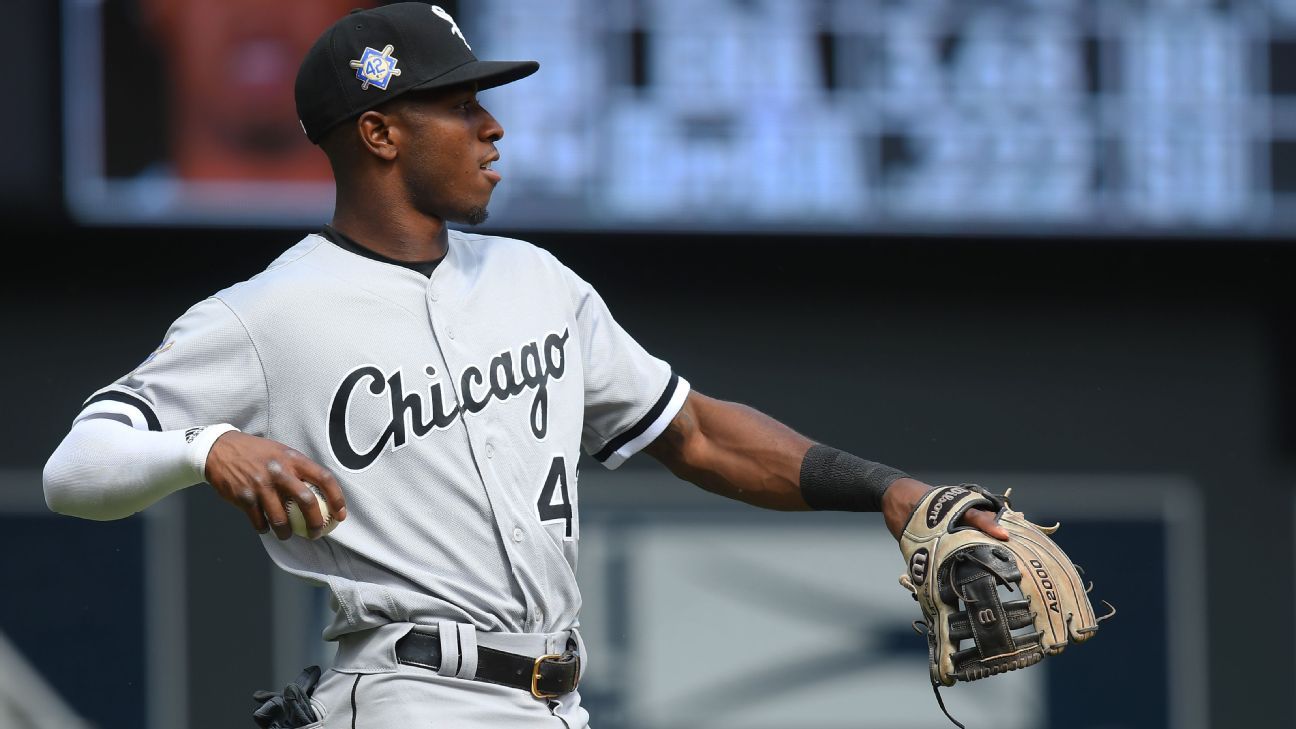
left=480, top=108, right=504, bottom=143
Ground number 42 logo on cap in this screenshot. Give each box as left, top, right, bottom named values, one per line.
left=349, top=45, right=402, bottom=91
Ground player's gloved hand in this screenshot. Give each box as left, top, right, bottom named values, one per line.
left=252, top=665, right=323, bottom=728
left=205, top=431, right=346, bottom=540
left=881, top=477, right=1008, bottom=542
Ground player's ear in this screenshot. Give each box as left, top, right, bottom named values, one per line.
left=356, top=110, right=399, bottom=162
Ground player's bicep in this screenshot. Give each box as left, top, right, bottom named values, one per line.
left=643, top=391, right=774, bottom=474
left=642, top=390, right=704, bottom=470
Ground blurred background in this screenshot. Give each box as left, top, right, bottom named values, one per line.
left=0, top=0, right=1289, bottom=727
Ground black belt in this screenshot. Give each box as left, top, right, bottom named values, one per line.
left=394, top=630, right=581, bottom=699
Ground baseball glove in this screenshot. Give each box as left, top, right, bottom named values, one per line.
left=252, top=665, right=323, bottom=729
left=897, top=485, right=1111, bottom=726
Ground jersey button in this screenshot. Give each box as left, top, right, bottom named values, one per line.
left=485, top=443, right=495, bottom=458
left=447, top=326, right=456, bottom=340
left=512, top=527, right=524, bottom=542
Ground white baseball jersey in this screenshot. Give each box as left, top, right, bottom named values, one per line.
left=76, top=231, right=688, bottom=638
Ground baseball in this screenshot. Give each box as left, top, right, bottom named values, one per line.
left=285, top=484, right=337, bottom=539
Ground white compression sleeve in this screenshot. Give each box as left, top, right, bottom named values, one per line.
left=43, top=419, right=238, bottom=521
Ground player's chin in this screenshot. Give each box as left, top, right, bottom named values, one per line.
left=444, top=204, right=490, bottom=226
left=461, top=190, right=495, bottom=226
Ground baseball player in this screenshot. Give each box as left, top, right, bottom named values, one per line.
left=42, top=5, right=1005, bottom=728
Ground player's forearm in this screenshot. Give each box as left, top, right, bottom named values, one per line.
left=644, top=392, right=815, bottom=510
left=43, top=418, right=233, bottom=520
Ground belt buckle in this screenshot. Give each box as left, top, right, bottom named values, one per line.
left=531, top=653, right=564, bottom=699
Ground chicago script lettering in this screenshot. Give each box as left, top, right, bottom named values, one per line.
left=329, top=329, right=570, bottom=470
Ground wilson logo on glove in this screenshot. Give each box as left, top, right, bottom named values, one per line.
left=924, top=486, right=972, bottom=528
left=908, top=548, right=930, bottom=586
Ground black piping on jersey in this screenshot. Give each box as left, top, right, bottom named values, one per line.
left=350, top=674, right=361, bottom=729
left=83, top=390, right=162, bottom=431
left=592, top=372, right=680, bottom=463
left=319, top=225, right=445, bottom=277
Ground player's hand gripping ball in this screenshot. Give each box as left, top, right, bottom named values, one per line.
left=898, top=486, right=1112, bottom=688
left=285, top=484, right=338, bottom=539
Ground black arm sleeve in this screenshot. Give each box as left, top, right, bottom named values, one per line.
left=799, top=444, right=909, bottom=512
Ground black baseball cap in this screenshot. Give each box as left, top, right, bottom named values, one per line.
left=295, top=2, right=539, bottom=144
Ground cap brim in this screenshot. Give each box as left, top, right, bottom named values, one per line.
left=410, top=59, right=540, bottom=94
